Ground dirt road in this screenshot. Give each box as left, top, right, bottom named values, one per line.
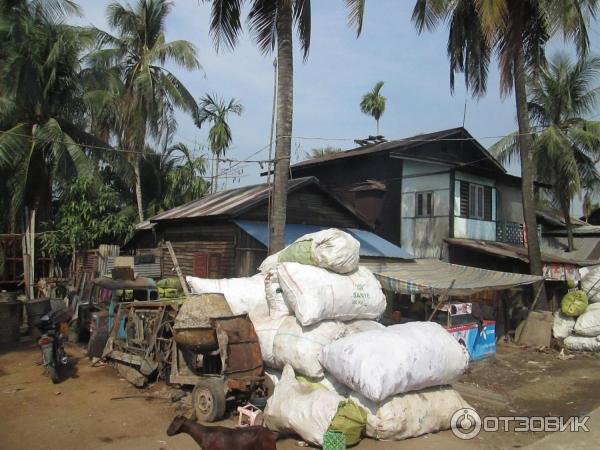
left=1, top=341, right=599, bottom=450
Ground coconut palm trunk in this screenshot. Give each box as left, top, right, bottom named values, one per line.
left=513, top=43, right=543, bottom=276
left=269, top=0, right=294, bottom=254
left=560, top=199, right=575, bottom=252
left=133, top=156, right=144, bottom=222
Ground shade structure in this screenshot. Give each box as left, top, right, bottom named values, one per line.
left=233, top=220, right=414, bottom=260
left=373, top=259, right=542, bottom=296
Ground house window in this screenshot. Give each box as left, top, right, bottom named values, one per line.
left=415, top=191, right=434, bottom=217
left=460, top=181, right=493, bottom=220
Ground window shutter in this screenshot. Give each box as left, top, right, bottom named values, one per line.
left=207, top=254, right=222, bottom=279
left=416, top=193, right=423, bottom=217
left=484, top=186, right=493, bottom=221
left=427, top=192, right=433, bottom=216
left=193, top=253, right=208, bottom=277
left=460, top=181, right=469, bottom=217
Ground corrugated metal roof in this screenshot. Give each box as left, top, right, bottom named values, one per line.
left=233, top=220, right=414, bottom=260
left=446, top=238, right=594, bottom=266
left=373, top=259, right=542, bottom=296
left=149, top=177, right=316, bottom=222
left=290, top=127, right=507, bottom=174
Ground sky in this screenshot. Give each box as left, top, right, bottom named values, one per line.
left=74, top=0, right=600, bottom=212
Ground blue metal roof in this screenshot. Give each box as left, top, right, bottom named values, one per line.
left=233, top=220, right=414, bottom=260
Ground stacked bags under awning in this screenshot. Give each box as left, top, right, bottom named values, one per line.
left=185, top=229, right=471, bottom=446
left=553, top=267, right=600, bottom=352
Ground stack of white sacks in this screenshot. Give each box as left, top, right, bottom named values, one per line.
left=553, top=266, right=600, bottom=352
left=187, top=229, right=471, bottom=445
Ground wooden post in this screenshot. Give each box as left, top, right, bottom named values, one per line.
left=165, top=241, right=190, bottom=297
left=428, top=279, right=456, bottom=321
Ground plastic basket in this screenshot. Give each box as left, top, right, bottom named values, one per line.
left=323, top=431, right=346, bottom=450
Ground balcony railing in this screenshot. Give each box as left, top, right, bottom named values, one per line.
left=496, top=220, right=542, bottom=246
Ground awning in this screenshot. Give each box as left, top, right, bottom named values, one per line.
left=373, top=259, right=542, bottom=296
left=233, top=220, right=414, bottom=260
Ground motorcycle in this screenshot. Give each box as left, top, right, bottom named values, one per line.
left=37, top=307, right=72, bottom=384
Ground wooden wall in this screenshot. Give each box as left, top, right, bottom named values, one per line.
left=292, top=154, right=403, bottom=244
left=156, top=222, right=237, bottom=278
left=238, top=184, right=366, bottom=229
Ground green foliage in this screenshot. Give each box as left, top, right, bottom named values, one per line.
left=360, top=81, right=386, bottom=134
left=141, top=142, right=209, bottom=216
left=491, top=54, right=600, bottom=221
left=411, top=0, right=597, bottom=97
left=41, top=177, right=134, bottom=255
left=197, top=94, right=243, bottom=157
left=307, top=146, right=342, bottom=159
left=0, top=0, right=100, bottom=228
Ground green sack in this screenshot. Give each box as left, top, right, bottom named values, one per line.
left=157, top=277, right=182, bottom=290
left=277, top=240, right=318, bottom=267
left=561, top=290, right=588, bottom=317
left=328, top=400, right=367, bottom=446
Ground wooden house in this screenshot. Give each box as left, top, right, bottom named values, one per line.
left=125, top=177, right=412, bottom=279
left=289, top=127, right=597, bottom=277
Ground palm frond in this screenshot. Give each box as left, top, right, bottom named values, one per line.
left=293, top=0, right=311, bottom=60
left=204, top=0, right=243, bottom=52
left=489, top=131, right=520, bottom=166
left=247, top=0, right=277, bottom=56
left=345, top=0, right=365, bottom=36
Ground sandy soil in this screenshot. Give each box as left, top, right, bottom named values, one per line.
left=0, top=340, right=599, bottom=450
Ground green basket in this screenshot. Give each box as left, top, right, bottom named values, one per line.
left=323, top=431, right=346, bottom=450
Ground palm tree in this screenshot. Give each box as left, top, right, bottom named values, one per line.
left=196, top=94, right=243, bottom=193
left=360, top=81, right=386, bottom=135
left=202, top=0, right=365, bottom=252
left=412, top=0, right=597, bottom=276
left=0, top=0, right=99, bottom=228
left=92, top=0, right=201, bottom=222
left=307, top=146, right=342, bottom=159
left=492, top=54, right=600, bottom=251
left=141, top=142, right=209, bottom=216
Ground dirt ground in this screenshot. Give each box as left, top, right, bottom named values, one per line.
left=1, top=340, right=599, bottom=450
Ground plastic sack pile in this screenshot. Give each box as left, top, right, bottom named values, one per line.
left=187, top=228, right=471, bottom=446
left=553, top=267, right=600, bottom=352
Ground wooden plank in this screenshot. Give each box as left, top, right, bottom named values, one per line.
left=166, top=241, right=190, bottom=297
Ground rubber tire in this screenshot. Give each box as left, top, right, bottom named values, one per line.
left=192, top=379, right=226, bottom=422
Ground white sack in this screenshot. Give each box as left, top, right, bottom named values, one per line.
left=296, top=373, right=351, bottom=397
left=264, top=365, right=343, bottom=446
left=272, top=317, right=346, bottom=378
left=277, top=262, right=386, bottom=326
left=553, top=310, right=576, bottom=339
left=344, top=319, right=385, bottom=336
left=292, top=228, right=360, bottom=274
left=367, top=387, right=471, bottom=441
left=253, top=315, right=289, bottom=367
left=186, top=274, right=268, bottom=321
left=264, top=270, right=291, bottom=319
left=261, top=229, right=360, bottom=274
left=259, top=254, right=279, bottom=274
left=581, top=265, right=600, bottom=303
left=320, top=322, right=470, bottom=402
left=564, top=335, right=600, bottom=352
left=574, top=303, right=600, bottom=337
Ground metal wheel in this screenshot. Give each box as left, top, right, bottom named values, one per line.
left=192, top=378, right=226, bottom=422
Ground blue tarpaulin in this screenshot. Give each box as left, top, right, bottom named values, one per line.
left=233, top=220, right=414, bottom=260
